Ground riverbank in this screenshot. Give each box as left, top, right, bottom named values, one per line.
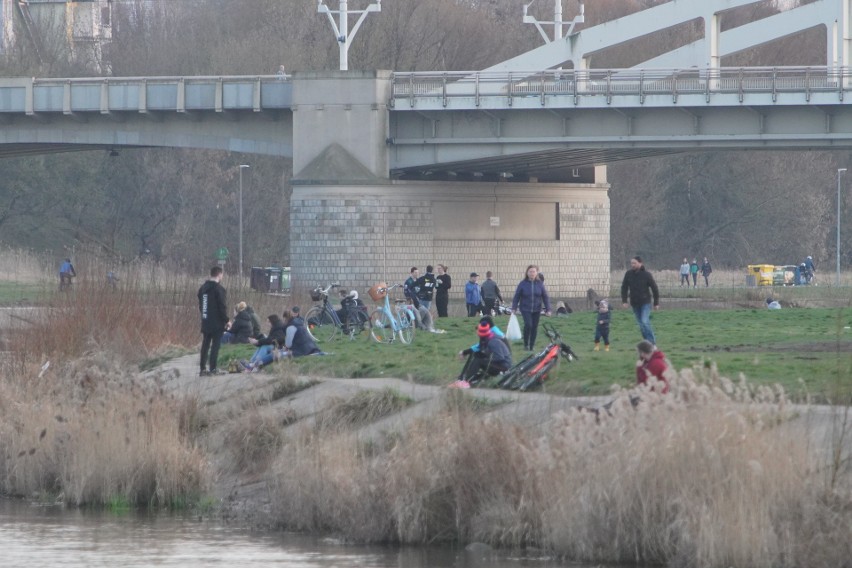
left=142, top=353, right=852, bottom=567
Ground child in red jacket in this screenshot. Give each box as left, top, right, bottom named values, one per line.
left=636, top=340, right=670, bottom=393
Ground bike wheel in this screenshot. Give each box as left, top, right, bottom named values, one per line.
left=369, top=309, right=394, bottom=344
left=395, top=307, right=415, bottom=344
left=519, top=360, right=556, bottom=391
left=305, top=306, right=337, bottom=342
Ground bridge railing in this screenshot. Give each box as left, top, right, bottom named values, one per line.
left=390, top=66, right=849, bottom=107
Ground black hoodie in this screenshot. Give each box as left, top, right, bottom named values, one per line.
left=198, top=279, right=228, bottom=333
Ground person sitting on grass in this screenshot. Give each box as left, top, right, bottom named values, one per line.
left=635, top=339, right=670, bottom=394
left=241, top=313, right=288, bottom=372
left=284, top=306, right=322, bottom=357
left=451, top=320, right=513, bottom=388
left=222, top=301, right=254, bottom=344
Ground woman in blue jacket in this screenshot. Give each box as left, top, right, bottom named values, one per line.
left=511, top=265, right=551, bottom=351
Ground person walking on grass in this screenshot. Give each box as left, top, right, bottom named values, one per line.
left=679, top=258, right=690, bottom=287
left=198, top=266, right=228, bottom=376
left=435, top=264, right=452, bottom=317
left=621, top=256, right=659, bottom=346
left=701, top=257, right=713, bottom=287
left=689, top=258, right=699, bottom=288
left=511, top=265, right=551, bottom=351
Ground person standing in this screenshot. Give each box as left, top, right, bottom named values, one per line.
left=511, top=265, right=552, bottom=351
left=689, top=258, right=699, bottom=288
left=593, top=299, right=611, bottom=352
left=465, top=273, right=482, bottom=317
left=679, top=258, right=690, bottom=287
left=620, top=256, right=660, bottom=345
left=480, top=271, right=503, bottom=316
left=198, top=266, right=228, bottom=376
left=416, top=265, right=437, bottom=311
left=404, top=267, right=420, bottom=307
left=700, top=257, right=713, bottom=287
left=435, top=264, right=452, bottom=317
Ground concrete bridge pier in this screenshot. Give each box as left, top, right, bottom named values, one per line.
left=290, top=71, right=611, bottom=305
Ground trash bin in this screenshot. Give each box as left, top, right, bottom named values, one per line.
left=747, top=264, right=774, bottom=286
left=250, top=267, right=284, bottom=293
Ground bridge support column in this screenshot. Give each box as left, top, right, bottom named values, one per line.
left=290, top=180, right=611, bottom=308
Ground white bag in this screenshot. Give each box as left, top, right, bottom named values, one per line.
left=506, top=313, right=522, bottom=342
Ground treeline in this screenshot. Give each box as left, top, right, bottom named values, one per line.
left=0, top=0, right=846, bottom=271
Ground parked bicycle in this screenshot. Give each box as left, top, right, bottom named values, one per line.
left=496, top=323, right=578, bottom=391
left=367, top=283, right=417, bottom=344
left=304, top=283, right=370, bottom=342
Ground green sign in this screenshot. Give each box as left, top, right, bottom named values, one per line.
left=215, top=247, right=230, bottom=261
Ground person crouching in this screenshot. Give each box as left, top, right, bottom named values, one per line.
left=456, top=321, right=513, bottom=387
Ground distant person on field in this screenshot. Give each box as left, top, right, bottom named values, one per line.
left=435, top=264, right=452, bottom=318
left=454, top=319, right=513, bottom=387
left=689, top=258, right=699, bottom=288
left=481, top=271, right=503, bottom=316
left=416, top=265, right=437, bottom=311
left=679, top=258, right=690, bottom=287
left=635, top=340, right=670, bottom=394
left=766, top=297, right=781, bottom=310
left=106, top=270, right=119, bottom=289
left=198, top=266, right=228, bottom=376
left=700, top=257, right=713, bottom=287
left=802, top=255, right=816, bottom=283
left=511, top=264, right=551, bottom=351
left=465, top=272, right=482, bottom=317
left=594, top=299, right=611, bottom=352
left=284, top=306, right=322, bottom=357
left=59, top=258, right=76, bottom=290
left=621, top=256, right=660, bottom=345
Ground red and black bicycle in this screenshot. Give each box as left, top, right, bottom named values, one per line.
left=496, top=323, right=578, bottom=391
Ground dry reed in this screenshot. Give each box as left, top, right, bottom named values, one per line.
left=269, top=368, right=852, bottom=567
left=0, top=351, right=208, bottom=506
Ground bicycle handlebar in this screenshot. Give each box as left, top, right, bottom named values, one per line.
left=315, top=282, right=341, bottom=295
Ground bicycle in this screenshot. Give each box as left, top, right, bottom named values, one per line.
left=496, top=323, right=578, bottom=391
left=304, top=283, right=370, bottom=342
left=368, top=283, right=417, bottom=344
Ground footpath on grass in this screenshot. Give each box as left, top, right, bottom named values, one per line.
left=143, top=353, right=847, bottom=527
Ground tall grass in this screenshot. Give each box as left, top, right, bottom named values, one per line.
left=0, top=350, right=208, bottom=506
left=269, top=368, right=852, bottom=567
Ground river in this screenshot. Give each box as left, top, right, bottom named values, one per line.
left=0, top=498, right=589, bottom=567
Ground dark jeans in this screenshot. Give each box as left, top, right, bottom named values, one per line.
left=467, top=303, right=481, bottom=317
left=483, top=297, right=497, bottom=316
left=436, top=294, right=449, bottom=317
left=462, top=354, right=508, bottom=382
left=691, top=273, right=697, bottom=287
left=521, top=310, right=541, bottom=350
left=595, top=325, right=610, bottom=345
left=200, top=331, right=223, bottom=372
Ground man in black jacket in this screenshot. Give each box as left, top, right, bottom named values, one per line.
left=416, top=265, right=437, bottom=310
left=198, top=266, right=228, bottom=376
left=620, top=256, right=660, bottom=345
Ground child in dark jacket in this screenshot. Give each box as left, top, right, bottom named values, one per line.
left=594, top=299, right=611, bottom=351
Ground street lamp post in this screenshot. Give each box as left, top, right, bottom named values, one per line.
left=239, top=164, right=250, bottom=279
left=838, top=167, right=847, bottom=287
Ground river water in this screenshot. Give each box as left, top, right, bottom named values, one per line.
left=0, top=498, right=588, bottom=567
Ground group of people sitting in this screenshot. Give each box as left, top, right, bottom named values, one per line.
left=221, top=302, right=321, bottom=373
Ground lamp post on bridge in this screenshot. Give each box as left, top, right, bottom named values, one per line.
left=837, top=167, right=847, bottom=287
left=239, top=164, right=250, bottom=279
left=317, top=0, right=382, bottom=71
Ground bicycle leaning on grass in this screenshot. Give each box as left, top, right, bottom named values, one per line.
left=304, top=283, right=370, bottom=342
left=367, top=283, right=417, bottom=344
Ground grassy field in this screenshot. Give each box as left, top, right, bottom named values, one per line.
left=220, top=306, right=852, bottom=401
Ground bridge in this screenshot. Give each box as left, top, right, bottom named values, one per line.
left=1, top=0, right=850, bottom=295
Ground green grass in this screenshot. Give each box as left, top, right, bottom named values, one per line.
left=220, top=308, right=852, bottom=400
left=0, top=281, right=51, bottom=304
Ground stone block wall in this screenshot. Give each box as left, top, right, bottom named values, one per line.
left=290, top=181, right=609, bottom=308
